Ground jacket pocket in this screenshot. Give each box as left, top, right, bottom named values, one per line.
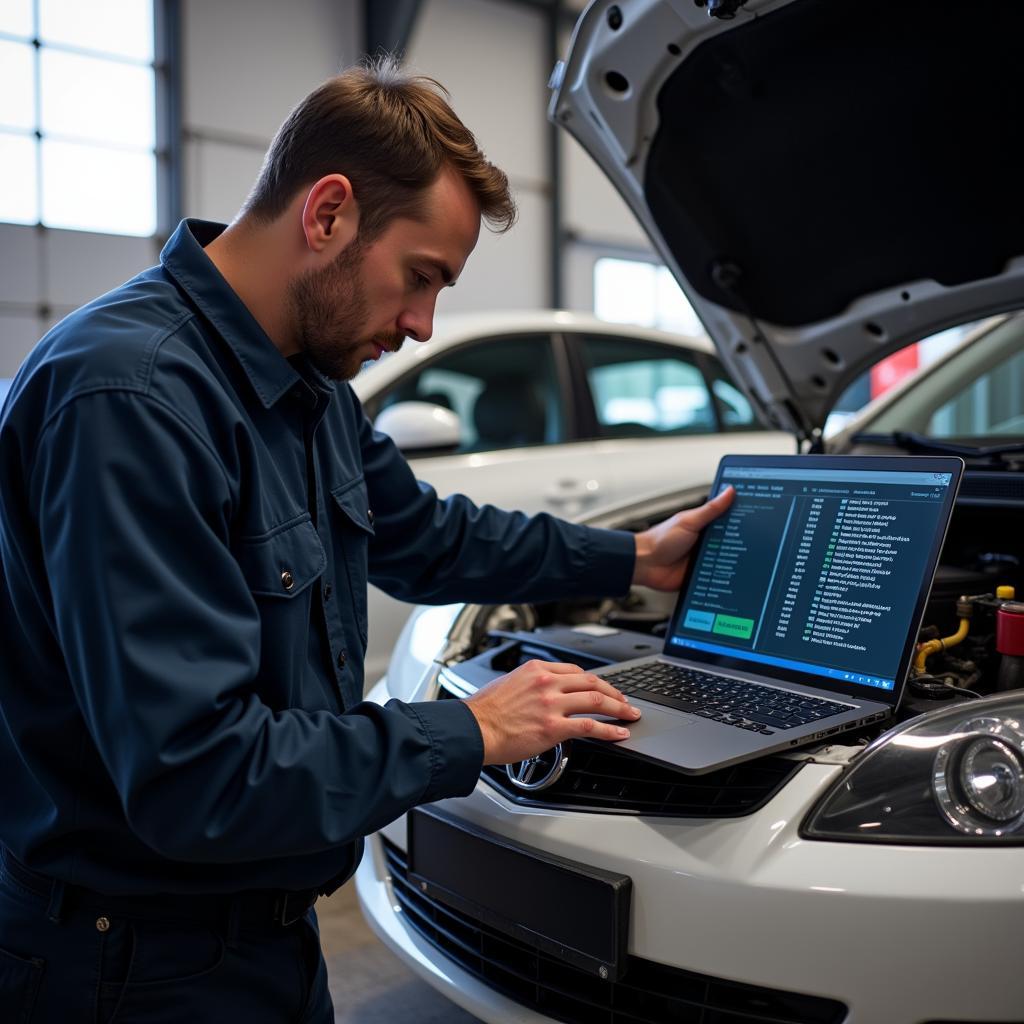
left=232, top=514, right=326, bottom=700
left=330, top=478, right=375, bottom=645
left=0, top=944, right=44, bottom=1024
left=234, top=514, right=326, bottom=600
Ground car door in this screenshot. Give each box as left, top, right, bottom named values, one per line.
left=563, top=333, right=792, bottom=510
left=364, top=332, right=612, bottom=516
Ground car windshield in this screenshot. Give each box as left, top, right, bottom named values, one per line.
left=861, top=315, right=1024, bottom=442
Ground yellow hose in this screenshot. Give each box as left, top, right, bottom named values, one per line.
left=913, top=617, right=970, bottom=674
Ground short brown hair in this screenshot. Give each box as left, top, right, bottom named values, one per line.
left=242, top=55, right=516, bottom=239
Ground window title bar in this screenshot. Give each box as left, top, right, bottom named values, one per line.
left=722, top=468, right=952, bottom=486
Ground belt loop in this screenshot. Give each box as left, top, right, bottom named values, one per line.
left=46, top=876, right=66, bottom=924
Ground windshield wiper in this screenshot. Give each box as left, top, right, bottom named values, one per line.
left=851, top=431, right=1024, bottom=464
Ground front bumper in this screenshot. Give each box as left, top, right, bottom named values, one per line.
left=357, top=682, right=1024, bottom=1024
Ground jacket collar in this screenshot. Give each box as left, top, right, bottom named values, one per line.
left=160, top=219, right=307, bottom=409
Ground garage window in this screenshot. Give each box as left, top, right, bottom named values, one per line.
left=593, top=257, right=704, bottom=336
left=0, top=0, right=158, bottom=236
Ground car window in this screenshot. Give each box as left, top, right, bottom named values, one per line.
left=704, top=358, right=765, bottom=431
left=376, top=334, right=564, bottom=454
left=577, top=335, right=715, bottom=438
left=867, top=316, right=1024, bottom=439
left=824, top=321, right=985, bottom=436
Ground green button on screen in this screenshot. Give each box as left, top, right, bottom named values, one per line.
left=712, top=614, right=754, bottom=640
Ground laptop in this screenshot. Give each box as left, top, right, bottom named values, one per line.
left=596, top=453, right=964, bottom=774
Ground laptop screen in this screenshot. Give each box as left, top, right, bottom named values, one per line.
left=664, top=455, right=963, bottom=702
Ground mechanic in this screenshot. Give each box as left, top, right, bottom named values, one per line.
left=0, top=58, right=734, bottom=1022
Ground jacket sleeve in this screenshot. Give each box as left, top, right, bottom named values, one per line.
left=358, top=410, right=637, bottom=605
left=29, top=388, right=483, bottom=863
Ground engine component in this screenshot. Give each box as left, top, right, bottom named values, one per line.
left=996, top=601, right=1024, bottom=691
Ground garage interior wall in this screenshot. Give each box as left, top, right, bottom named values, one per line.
left=0, top=0, right=653, bottom=380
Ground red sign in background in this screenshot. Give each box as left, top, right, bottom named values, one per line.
left=870, top=344, right=919, bottom=400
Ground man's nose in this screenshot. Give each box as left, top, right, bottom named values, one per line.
left=398, top=305, right=434, bottom=344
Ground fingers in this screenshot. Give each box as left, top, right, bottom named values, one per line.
left=518, top=661, right=629, bottom=702
left=555, top=671, right=630, bottom=702
left=680, top=484, right=735, bottom=530
left=558, top=690, right=642, bottom=721
left=468, top=660, right=640, bottom=763
left=564, top=717, right=634, bottom=742
left=532, top=661, right=593, bottom=675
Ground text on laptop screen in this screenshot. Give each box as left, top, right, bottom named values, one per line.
left=670, top=467, right=955, bottom=692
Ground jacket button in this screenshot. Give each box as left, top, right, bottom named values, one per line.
left=96, top=916, right=110, bottom=932
left=367, top=508, right=374, bottom=525
left=337, top=649, right=347, bottom=669
left=281, top=570, right=295, bottom=591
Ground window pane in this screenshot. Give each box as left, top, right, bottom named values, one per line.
left=866, top=319, right=1024, bottom=439
left=40, top=49, right=154, bottom=148
left=928, top=346, right=1024, bottom=437
left=380, top=336, right=561, bottom=453
left=711, top=377, right=759, bottom=428
left=0, top=0, right=33, bottom=38
left=39, top=0, right=153, bottom=62
left=41, top=139, right=155, bottom=235
left=0, top=132, right=38, bottom=224
left=0, top=39, right=34, bottom=131
left=581, top=336, right=714, bottom=437
left=594, top=258, right=657, bottom=327
left=655, top=267, right=703, bottom=336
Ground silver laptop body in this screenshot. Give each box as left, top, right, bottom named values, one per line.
left=598, top=454, right=964, bottom=774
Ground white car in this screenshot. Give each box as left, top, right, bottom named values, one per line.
left=356, top=3, right=1024, bottom=1022
left=352, top=310, right=790, bottom=682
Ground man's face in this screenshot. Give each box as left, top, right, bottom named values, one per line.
left=287, top=167, right=481, bottom=381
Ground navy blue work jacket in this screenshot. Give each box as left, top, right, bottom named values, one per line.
left=0, top=220, right=635, bottom=896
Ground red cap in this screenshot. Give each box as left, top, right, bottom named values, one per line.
left=996, top=602, right=1024, bottom=657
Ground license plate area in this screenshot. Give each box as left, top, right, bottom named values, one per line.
left=407, top=807, right=631, bottom=981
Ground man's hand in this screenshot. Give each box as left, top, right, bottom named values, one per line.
left=632, top=485, right=735, bottom=592
left=465, top=660, right=641, bottom=765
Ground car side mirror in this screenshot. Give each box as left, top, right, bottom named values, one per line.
left=373, top=401, right=462, bottom=454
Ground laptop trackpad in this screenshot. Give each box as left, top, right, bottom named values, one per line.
left=589, top=702, right=699, bottom=738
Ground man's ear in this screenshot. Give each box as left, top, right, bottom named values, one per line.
left=300, top=174, right=359, bottom=257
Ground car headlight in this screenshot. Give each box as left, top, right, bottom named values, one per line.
left=802, top=692, right=1024, bottom=844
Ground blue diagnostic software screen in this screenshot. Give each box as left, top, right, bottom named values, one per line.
left=672, top=466, right=954, bottom=691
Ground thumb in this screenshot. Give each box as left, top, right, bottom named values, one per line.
left=682, top=484, right=735, bottom=531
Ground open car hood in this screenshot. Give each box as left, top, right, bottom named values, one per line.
left=550, top=0, right=1024, bottom=442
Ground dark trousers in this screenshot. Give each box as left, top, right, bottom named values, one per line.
left=0, top=850, right=334, bottom=1023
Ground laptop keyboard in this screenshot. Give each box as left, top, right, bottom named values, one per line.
left=605, top=662, right=849, bottom=735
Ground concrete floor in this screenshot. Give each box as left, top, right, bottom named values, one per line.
left=318, top=882, right=482, bottom=1023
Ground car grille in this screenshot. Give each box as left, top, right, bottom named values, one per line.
left=480, top=741, right=802, bottom=817
left=382, top=839, right=846, bottom=1024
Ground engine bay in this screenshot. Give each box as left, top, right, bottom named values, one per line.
left=446, top=498, right=1024, bottom=755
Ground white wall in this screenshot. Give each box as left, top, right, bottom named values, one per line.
left=0, top=222, right=158, bottom=376
left=181, top=0, right=362, bottom=222
left=406, top=0, right=552, bottom=314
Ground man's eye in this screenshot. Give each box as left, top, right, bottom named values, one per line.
left=413, top=273, right=431, bottom=290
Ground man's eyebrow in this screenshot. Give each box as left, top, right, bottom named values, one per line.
left=422, top=258, right=456, bottom=287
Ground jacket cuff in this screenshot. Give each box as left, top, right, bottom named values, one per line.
left=401, top=697, right=485, bottom=802
left=578, top=526, right=636, bottom=597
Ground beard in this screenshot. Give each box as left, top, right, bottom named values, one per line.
left=286, top=238, right=404, bottom=381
